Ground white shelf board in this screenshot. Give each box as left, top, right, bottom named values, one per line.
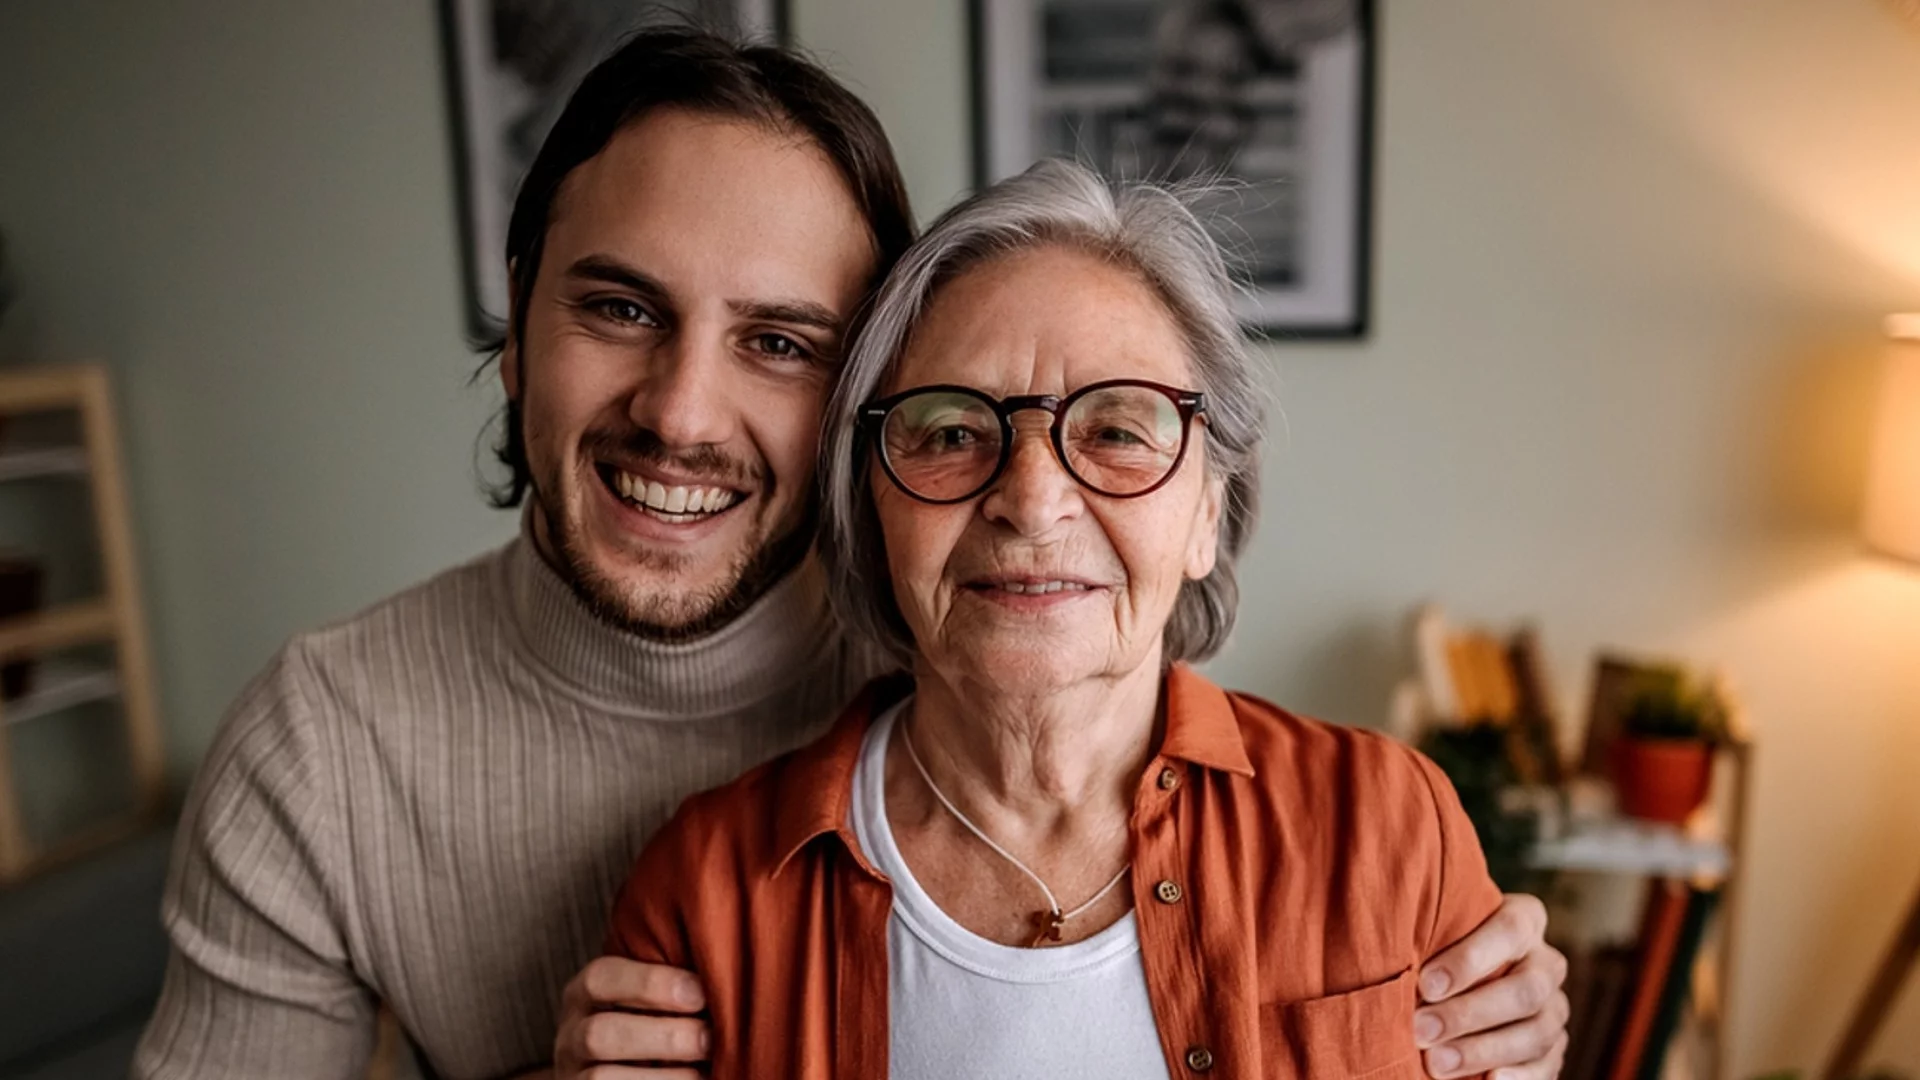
left=2, top=662, right=121, bottom=726
left=0, top=445, right=89, bottom=482
left=1527, top=817, right=1732, bottom=879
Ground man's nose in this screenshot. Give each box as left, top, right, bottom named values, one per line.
left=627, top=329, right=736, bottom=448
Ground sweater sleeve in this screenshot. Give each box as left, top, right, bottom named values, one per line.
left=133, top=642, right=376, bottom=1080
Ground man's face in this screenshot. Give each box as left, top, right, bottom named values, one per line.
left=502, top=108, right=876, bottom=638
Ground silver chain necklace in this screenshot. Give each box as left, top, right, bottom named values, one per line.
left=901, top=720, right=1132, bottom=947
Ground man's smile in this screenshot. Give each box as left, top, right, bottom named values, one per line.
left=595, top=462, right=746, bottom=525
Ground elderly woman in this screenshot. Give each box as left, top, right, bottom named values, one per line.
left=603, top=160, right=1538, bottom=1077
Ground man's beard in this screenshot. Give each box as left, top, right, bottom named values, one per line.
left=535, top=427, right=816, bottom=643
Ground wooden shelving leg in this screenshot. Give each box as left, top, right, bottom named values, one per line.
left=0, top=695, right=31, bottom=881
left=76, top=369, right=165, bottom=813
left=1711, top=740, right=1753, bottom=1080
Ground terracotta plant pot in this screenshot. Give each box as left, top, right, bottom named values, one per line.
left=1612, top=737, right=1714, bottom=826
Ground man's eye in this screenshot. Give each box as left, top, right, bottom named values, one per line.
left=752, top=333, right=809, bottom=360
left=590, top=298, right=656, bottom=326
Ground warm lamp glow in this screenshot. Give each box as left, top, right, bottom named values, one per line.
left=1863, top=315, right=1920, bottom=564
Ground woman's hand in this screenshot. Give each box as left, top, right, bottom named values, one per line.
left=1414, top=893, right=1571, bottom=1080
left=551, top=957, right=710, bottom=1079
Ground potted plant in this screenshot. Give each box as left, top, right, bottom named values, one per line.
left=1612, top=665, right=1729, bottom=826
left=1420, top=724, right=1545, bottom=894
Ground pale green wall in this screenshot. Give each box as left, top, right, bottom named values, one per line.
left=0, top=1, right=513, bottom=792
left=792, top=0, right=971, bottom=219
left=2, top=0, right=1919, bottom=1071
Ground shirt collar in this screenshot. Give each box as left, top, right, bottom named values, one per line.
left=1158, top=663, right=1257, bottom=778
left=770, top=665, right=1254, bottom=872
left=772, top=673, right=914, bottom=876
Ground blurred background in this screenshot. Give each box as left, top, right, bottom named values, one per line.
left=1, top=1, right=1918, bottom=1076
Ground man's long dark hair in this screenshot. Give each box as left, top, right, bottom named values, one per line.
left=477, top=26, right=917, bottom=508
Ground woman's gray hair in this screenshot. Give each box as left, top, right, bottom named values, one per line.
left=819, top=157, right=1267, bottom=666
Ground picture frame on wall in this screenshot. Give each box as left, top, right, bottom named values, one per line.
left=970, top=0, right=1375, bottom=337
left=441, top=0, right=789, bottom=337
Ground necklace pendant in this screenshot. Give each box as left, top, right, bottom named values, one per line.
left=1028, top=909, right=1066, bottom=947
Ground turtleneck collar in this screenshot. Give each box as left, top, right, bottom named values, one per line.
left=494, top=522, right=842, bottom=720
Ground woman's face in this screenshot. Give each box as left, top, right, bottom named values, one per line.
left=873, top=245, right=1225, bottom=694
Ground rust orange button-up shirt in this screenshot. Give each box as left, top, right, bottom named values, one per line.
left=606, top=665, right=1502, bottom=1078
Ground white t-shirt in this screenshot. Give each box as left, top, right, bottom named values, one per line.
left=849, top=701, right=1173, bottom=1080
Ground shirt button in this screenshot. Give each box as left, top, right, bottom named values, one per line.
left=1185, top=1045, right=1214, bottom=1072
left=1154, top=879, right=1183, bottom=904
left=1157, top=766, right=1180, bottom=791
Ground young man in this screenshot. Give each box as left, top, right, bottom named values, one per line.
left=135, top=29, right=1568, bottom=1080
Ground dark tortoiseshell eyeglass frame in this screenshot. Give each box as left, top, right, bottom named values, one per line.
left=857, top=378, right=1209, bottom=504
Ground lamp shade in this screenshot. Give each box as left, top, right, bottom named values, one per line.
left=1863, top=315, right=1920, bottom=564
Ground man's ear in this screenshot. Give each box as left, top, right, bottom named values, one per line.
left=501, top=336, right=521, bottom=399
left=501, top=261, right=523, bottom=399
left=1184, top=475, right=1226, bottom=581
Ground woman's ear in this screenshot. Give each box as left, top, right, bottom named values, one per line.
left=1184, top=476, right=1226, bottom=581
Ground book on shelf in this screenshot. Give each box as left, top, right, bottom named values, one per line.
left=1636, top=888, right=1722, bottom=1080
left=1606, top=880, right=1691, bottom=1080
left=1507, top=625, right=1565, bottom=786
left=1562, top=946, right=1595, bottom=1052
left=1567, top=945, right=1637, bottom=1080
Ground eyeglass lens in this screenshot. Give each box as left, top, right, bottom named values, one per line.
left=879, top=385, right=1187, bottom=501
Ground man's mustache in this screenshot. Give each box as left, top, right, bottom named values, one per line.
left=583, top=427, right=764, bottom=489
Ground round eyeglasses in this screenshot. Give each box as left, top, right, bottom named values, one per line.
left=857, top=379, right=1209, bottom=504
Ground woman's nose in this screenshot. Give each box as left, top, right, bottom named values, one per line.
left=981, top=423, right=1082, bottom=533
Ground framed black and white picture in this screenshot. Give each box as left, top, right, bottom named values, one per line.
left=442, top=0, right=789, bottom=336
left=971, top=0, right=1374, bottom=337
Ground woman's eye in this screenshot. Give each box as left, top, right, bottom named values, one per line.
left=920, top=425, right=981, bottom=452
left=1095, top=426, right=1147, bottom=446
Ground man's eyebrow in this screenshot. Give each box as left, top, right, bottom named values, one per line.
left=560, top=258, right=840, bottom=336
left=562, top=255, right=670, bottom=300
left=729, top=299, right=844, bottom=335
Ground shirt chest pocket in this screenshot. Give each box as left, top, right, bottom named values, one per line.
left=1261, top=967, right=1426, bottom=1080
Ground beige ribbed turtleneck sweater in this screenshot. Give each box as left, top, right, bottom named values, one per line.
left=133, top=534, right=882, bottom=1079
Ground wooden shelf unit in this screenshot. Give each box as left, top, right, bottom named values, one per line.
left=0, top=364, right=164, bottom=884
left=0, top=598, right=116, bottom=659
left=0, top=446, right=89, bottom=483
left=1525, top=740, right=1753, bottom=1080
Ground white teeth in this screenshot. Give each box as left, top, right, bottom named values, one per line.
left=612, top=472, right=739, bottom=517
left=999, top=580, right=1088, bottom=594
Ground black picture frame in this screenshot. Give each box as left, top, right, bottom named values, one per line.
left=440, top=0, right=792, bottom=340
left=969, top=0, right=1376, bottom=338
